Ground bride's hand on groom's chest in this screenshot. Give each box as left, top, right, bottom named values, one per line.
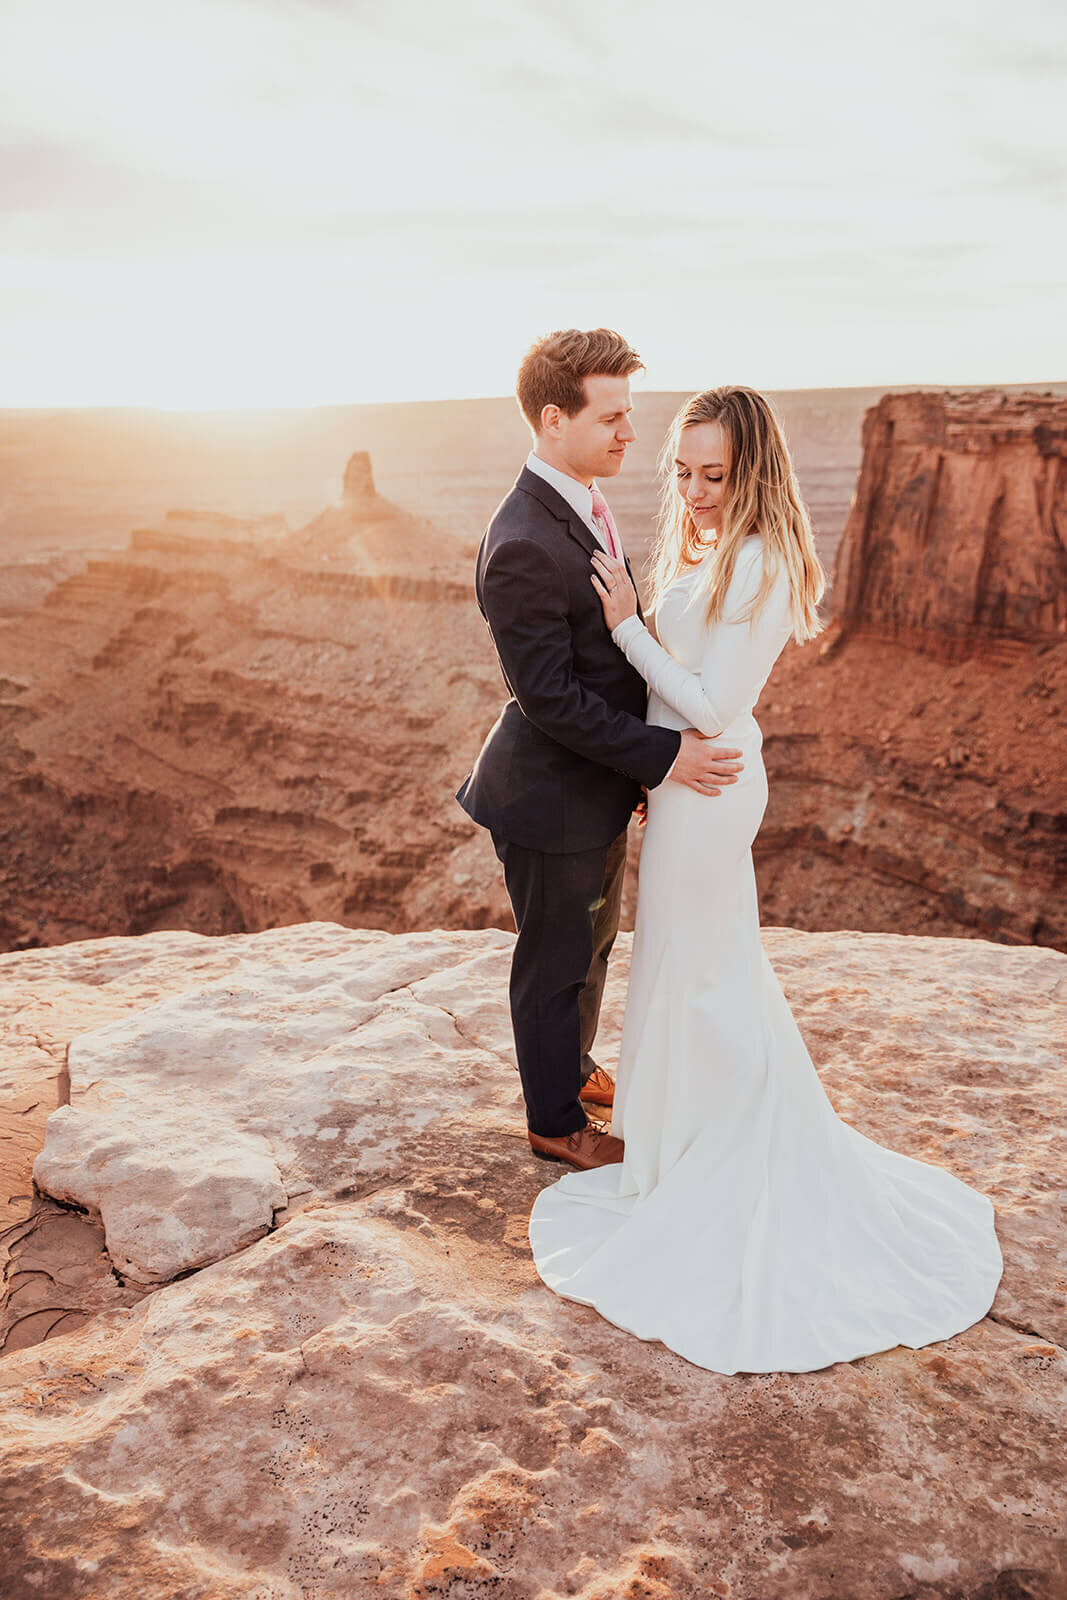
left=590, top=548, right=638, bottom=630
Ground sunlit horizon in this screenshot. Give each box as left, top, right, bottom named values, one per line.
left=3, top=367, right=1065, bottom=417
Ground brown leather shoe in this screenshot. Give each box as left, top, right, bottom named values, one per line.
left=579, top=1066, right=616, bottom=1107
left=528, top=1124, right=624, bottom=1170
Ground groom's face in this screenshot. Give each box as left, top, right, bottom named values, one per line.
left=552, top=375, right=636, bottom=483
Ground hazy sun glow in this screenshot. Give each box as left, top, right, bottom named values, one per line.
left=1, top=0, right=1064, bottom=407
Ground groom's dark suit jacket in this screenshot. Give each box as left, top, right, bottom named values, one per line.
left=456, top=466, right=681, bottom=854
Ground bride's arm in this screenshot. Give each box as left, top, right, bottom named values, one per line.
left=611, top=549, right=793, bottom=736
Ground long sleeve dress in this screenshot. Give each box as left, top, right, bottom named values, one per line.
left=528, top=535, right=1003, bottom=1374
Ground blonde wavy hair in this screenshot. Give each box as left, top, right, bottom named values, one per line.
left=649, top=387, right=826, bottom=642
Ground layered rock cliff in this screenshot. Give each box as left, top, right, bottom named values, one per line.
left=1, top=403, right=1064, bottom=957
left=750, top=628, right=1065, bottom=948
left=834, top=390, right=1067, bottom=653
left=1, top=923, right=1064, bottom=1598
left=746, top=391, right=1067, bottom=950
left=0, top=458, right=510, bottom=952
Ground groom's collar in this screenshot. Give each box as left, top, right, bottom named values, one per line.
left=515, top=464, right=641, bottom=614
left=524, top=451, right=596, bottom=527
left=517, top=458, right=600, bottom=559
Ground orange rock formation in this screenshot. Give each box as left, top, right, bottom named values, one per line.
left=0, top=459, right=509, bottom=952
left=834, top=390, right=1067, bottom=652
left=0, top=402, right=1063, bottom=956
left=752, top=391, right=1066, bottom=949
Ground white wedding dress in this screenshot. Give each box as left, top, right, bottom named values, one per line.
left=528, top=535, right=1003, bottom=1374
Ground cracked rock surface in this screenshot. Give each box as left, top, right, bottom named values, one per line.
left=1, top=921, right=1065, bottom=1599
left=31, top=924, right=517, bottom=1282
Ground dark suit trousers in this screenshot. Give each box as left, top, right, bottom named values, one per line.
left=491, top=827, right=628, bottom=1137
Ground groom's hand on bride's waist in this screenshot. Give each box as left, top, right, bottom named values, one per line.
left=667, top=730, right=744, bottom=796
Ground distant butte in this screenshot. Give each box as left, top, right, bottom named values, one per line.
left=280, top=450, right=467, bottom=588
left=342, top=449, right=376, bottom=503
left=0, top=454, right=507, bottom=954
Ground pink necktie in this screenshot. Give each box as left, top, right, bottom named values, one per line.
left=590, top=487, right=622, bottom=560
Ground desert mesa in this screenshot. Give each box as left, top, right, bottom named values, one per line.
left=0, top=385, right=1063, bottom=956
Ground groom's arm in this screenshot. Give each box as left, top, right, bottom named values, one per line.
left=480, top=537, right=680, bottom=788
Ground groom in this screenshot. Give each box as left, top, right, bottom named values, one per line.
left=456, top=328, right=742, bottom=1171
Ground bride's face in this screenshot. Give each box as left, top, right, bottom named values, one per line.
left=674, top=422, right=726, bottom=533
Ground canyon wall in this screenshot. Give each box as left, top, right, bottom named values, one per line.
left=1, top=395, right=1064, bottom=957
left=834, top=390, right=1067, bottom=652
left=752, top=632, right=1064, bottom=948
left=752, top=391, right=1066, bottom=949
left=0, top=461, right=510, bottom=952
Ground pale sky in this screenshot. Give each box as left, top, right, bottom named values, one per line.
left=1, top=0, right=1064, bottom=406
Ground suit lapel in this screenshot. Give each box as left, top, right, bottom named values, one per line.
left=564, top=512, right=599, bottom=558
left=516, top=465, right=599, bottom=558
left=516, top=464, right=645, bottom=618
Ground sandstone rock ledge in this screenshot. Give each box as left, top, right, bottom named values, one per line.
left=0, top=923, right=1064, bottom=1600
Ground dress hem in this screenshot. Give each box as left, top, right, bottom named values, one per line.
left=531, top=1267, right=1004, bottom=1377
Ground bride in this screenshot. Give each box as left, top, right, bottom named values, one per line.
left=527, top=386, right=1003, bottom=1375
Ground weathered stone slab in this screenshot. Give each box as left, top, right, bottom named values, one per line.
left=0, top=922, right=1062, bottom=1598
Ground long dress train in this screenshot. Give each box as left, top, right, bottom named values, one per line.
left=528, top=535, right=1003, bottom=1374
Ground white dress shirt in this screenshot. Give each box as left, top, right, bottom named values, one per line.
left=525, top=451, right=623, bottom=555
left=525, top=451, right=680, bottom=784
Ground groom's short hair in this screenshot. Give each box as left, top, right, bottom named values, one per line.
left=516, top=328, right=643, bottom=431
